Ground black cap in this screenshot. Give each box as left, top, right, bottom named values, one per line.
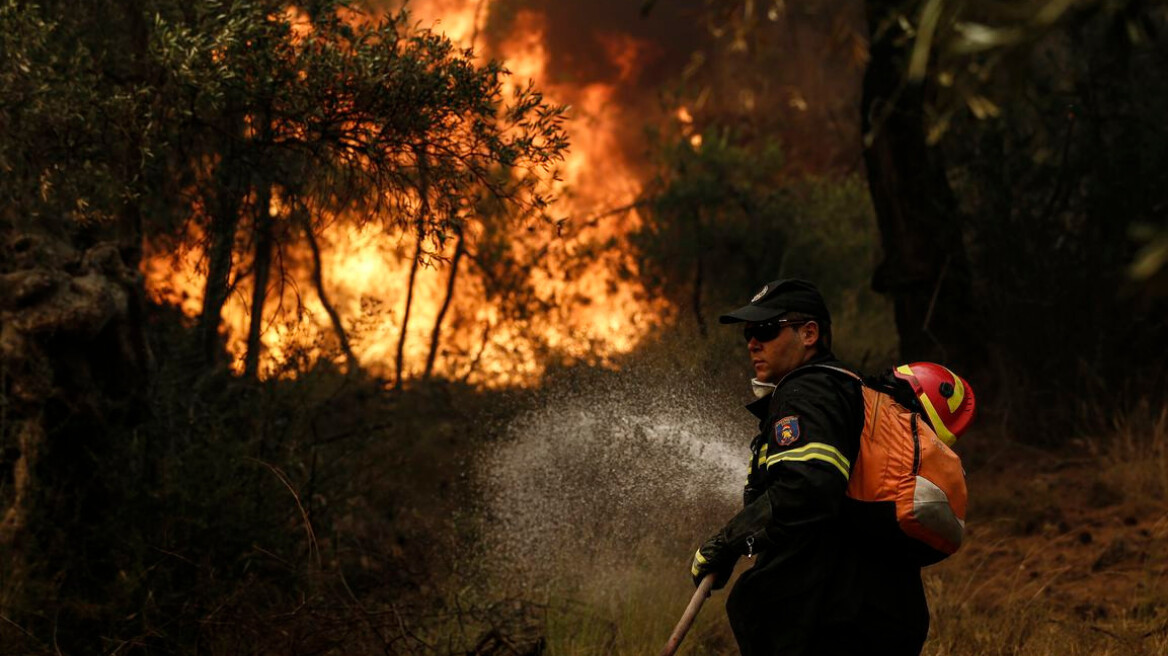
left=718, top=279, right=831, bottom=324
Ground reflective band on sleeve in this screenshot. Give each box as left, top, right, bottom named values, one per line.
left=756, top=443, right=768, bottom=469
left=691, top=549, right=708, bottom=577
left=765, top=442, right=851, bottom=479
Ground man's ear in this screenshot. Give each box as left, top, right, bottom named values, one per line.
left=800, top=321, right=819, bottom=347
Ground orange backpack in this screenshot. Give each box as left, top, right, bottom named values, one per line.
left=813, top=365, right=968, bottom=563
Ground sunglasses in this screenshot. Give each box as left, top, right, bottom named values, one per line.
left=743, top=319, right=810, bottom=343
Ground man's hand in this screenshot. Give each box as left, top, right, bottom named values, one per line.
left=690, top=533, right=736, bottom=590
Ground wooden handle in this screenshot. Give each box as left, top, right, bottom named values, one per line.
left=657, top=574, right=716, bottom=656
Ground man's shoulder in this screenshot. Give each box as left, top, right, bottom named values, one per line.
left=776, top=359, right=860, bottom=391
left=769, top=359, right=865, bottom=419
left=768, top=359, right=867, bottom=447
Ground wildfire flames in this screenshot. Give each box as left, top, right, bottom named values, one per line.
left=143, top=0, right=675, bottom=385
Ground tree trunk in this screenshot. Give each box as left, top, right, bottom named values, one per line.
left=198, top=122, right=244, bottom=367
left=424, top=226, right=465, bottom=379
left=395, top=146, right=431, bottom=390
left=303, top=216, right=358, bottom=372
left=461, top=321, right=493, bottom=384
left=244, top=179, right=274, bottom=378
left=395, top=222, right=425, bottom=390
left=244, top=105, right=277, bottom=378
left=861, top=0, right=985, bottom=374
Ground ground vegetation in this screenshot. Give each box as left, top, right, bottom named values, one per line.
left=1, top=0, right=1167, bottom=653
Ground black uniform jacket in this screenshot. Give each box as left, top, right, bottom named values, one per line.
left=724, top=352, right=865, bottom=656
left=723, top=353, right=930, bottom=656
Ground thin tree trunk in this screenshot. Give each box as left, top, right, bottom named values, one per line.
left=461, top=321, right=492, bottom=384
left=424, top=226, right=465, bottom=379
left=198, top=120, right=244, bottom=367
left=861, top=0, right=984, bottom=373
left=395, top=145, right=431, bottom=390
left=244, top=103, right=277, bottom=378
left=395, top=222, right=425, bottom=390
left=304, top=217, right=358, bottom=372
left=244, top=179, right=274, bottom=378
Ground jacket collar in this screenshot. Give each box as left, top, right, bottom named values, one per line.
left=744, top=351, right=840, bottom=420
left=746, top=394, right=771, bottom=421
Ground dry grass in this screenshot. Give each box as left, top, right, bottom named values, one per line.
left=913, top=403, right=1168, bottom=656
left=1094, top=402, right=1168, bottom=504
left=538, top=558, right=738, bottom=656
left=179, top=400, right=1168, bottom=656
left=516, top=404, right=1168, bottom=656
left=8, top=362, right=1163, bottom=655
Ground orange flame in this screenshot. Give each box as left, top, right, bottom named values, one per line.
left=144, top=1, right=665, bottom=385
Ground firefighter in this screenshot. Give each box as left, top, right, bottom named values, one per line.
left=690, top=278, right=929, bottom=656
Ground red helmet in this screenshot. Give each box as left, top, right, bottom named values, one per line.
left=893, top=362, right=976, bottom=446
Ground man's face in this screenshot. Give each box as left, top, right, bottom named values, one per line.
left=746, top=319, right=818, bottom=383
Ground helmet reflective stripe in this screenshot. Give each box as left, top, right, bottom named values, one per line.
left=943, top=365, right=965, bottom=413
left=917, top=390, right=958, bottom=447
left=896, top=363, right=962, bottom=446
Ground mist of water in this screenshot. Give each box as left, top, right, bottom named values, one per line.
left=476, top=373, right=756, bottom=590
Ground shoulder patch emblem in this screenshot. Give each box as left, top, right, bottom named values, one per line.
left=775, top=415, right=801, bottom=446
left=751, top=284, right=769, bottom=303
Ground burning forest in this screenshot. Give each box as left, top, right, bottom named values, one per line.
left=141, top=0, right=707, bottom=385
left=2, top=0, right=1167, bottom=653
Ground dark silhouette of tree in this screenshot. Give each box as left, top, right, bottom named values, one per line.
left=649, top=0, right=1168, bottom=431
left=861, top=0, right=985, bottom=374
left=0, top=1, right=568, bottom=644
left=426, top=224, right=466, bottom=379
left=139, top=1, right=569, bottom=373
left=863, top=0, right=1168, bottom=431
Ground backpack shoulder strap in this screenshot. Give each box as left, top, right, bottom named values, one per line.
left=775, top=361, right=868, bottom=382
left=807, top=364, right=862, bottom=382
left=775, top=362, right=863, bottom=388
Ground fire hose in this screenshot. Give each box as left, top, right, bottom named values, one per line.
left=657, top=574, right=716, bottom=656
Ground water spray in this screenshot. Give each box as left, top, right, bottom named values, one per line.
left=477, top=377, right=746, bottom=589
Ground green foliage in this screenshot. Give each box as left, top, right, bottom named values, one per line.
left=631, top=128, right=788, bottom=324
left=871, top=0, right=1168, bottom=292
left=145, top=0, right=566, bottom=235
left=0, top=0, right=572, bottom=648
left=631, top=126, right=896, bottom=370
left=932, top=3, right=1168, bottom=428
left=0, top=0, right=567, bottom=237
left=0, top=0, right=157, bottom=230
left=881, top=0, right=1153, bottom=140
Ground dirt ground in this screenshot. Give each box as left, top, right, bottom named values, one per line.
left=922, top=435, right=1168, bottom=655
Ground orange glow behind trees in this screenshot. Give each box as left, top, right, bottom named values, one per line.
left=144, top=0, right=668, bottom=385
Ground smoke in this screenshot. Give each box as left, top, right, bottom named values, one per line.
left=476, top=371, right=753, bottom=590
left=486, top=0, right=705, bottom=95
left=469, top=0, right=710, bottom=179
left=475, top=0, right=865, bottom=174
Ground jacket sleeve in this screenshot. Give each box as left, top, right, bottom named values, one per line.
left=758, top=369, right=862, bottom=539
left=709, top=368, right=862, bottom=556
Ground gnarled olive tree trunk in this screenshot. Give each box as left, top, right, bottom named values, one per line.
left=0, top=228, right=151, bottom=573
left=861, top=0, right=985, bottom=375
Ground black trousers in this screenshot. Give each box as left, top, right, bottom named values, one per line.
left=726, top=561, right=928, bottom=656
